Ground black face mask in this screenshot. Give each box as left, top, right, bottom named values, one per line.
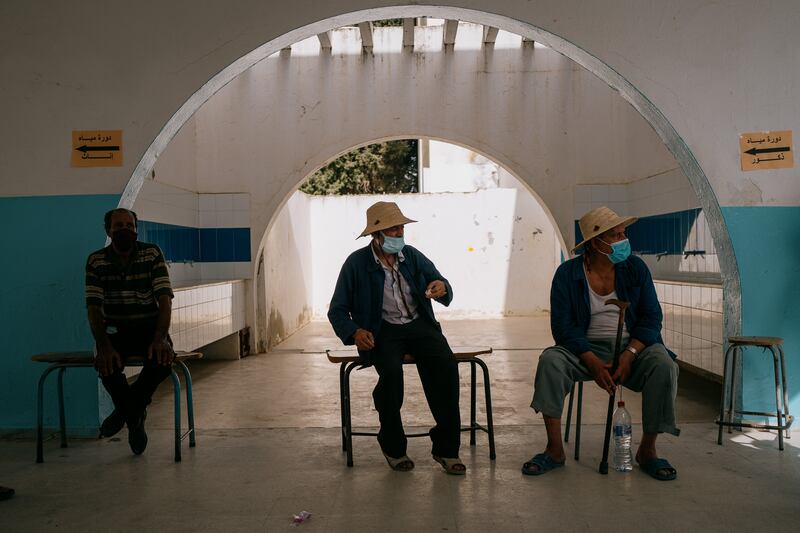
left=111, top=228, right=137, bottom=253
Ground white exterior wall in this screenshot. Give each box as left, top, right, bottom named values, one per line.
left=308, top=189, right=556, bottom=319
left=259, top=191, right=314, bottom=348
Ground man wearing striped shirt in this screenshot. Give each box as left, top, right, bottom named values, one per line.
left=85, top=208, right=174, bottom=455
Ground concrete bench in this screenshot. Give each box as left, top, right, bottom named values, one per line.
left=31, top=351, right=202, bottom=463
left=326, top=347, right=495, bottom=467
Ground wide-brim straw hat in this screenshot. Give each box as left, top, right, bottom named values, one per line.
left=573, top=206, right=637, bottom=252
left=358, top=201, right=417, bottom=238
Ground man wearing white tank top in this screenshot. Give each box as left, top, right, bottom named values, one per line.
left=522, top=207, right=679, bottom=481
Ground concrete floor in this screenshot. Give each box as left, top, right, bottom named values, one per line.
left=2, top=317, right=799, bottom=532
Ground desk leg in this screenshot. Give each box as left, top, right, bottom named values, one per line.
left=344, top=362, right=358, bottom=467
left=718, top=345, right=735, bottom=444
left=57, top=367, right=68, bottom=448
left=170, top=370, right=182, bottom=462
left=470, top=361, right=477, bottom=446
left=769, top=346, right=784, bottom=451
left=339, top=363, right=347, bottom=451
left=575, top=382, right=583, bottom=461
left=36, top=365, right=60, bottom=463
left=176, top=361, right=196, bottom=447
left=779, top=346, right=791, bottom=440
left=565, top=383, right=575, bottom=443
left=474, top=358, right=495, bottom=460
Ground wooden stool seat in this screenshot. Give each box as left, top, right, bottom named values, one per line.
left=32, top=351, right=202, bottom=364
left=327, top=346, right=495, bottom=467
left=727, top=336, right=784, bottom=347
left=32, top=350, right=202, bottom=463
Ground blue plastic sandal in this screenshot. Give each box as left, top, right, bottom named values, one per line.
left=639, top=457, right=677, bottom=481
left=521, top=453, right=565, bottom=476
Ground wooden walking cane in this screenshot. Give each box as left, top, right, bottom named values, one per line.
left=599, top=299, right=630, bottom=475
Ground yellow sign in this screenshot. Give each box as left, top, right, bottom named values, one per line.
left=740, top=130, right=793, bottom=171
left=71, top=130, right=123, bottom=167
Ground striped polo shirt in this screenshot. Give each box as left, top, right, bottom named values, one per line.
left=85, top=241, right=173, bottom=327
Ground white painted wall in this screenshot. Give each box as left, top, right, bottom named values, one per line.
left=3, top=1, right=798, bottom=208
left=306, top=188, right=556, bottom=318
left=152, top=116, right=198, bottom=192
left=421, top=140, right=500, bottom=192
left=259, top=191, right=314, bottom=348
left=189, top=23, right=683, bottom=260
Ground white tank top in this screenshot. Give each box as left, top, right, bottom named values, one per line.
left=584, top=268, right=630, bottom=341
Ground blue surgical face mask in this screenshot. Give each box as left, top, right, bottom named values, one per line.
left=380, top=232, right=405, bottom=254
left=599, top=238, right=631, bottom=264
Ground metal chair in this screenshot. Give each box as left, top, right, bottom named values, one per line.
left=564, top=381, right=584, bottom=460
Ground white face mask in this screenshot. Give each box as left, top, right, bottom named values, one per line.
left=380, top=232, right=405, bottom=254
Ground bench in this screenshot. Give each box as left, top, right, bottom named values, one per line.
left=326, top=347, right=495, bottom=467
left=31, top=351, right=202, bottom=463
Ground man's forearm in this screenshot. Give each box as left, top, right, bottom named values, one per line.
left=153, top=297, right=172, bottom=342
left=87, top=307, right=112, bottom=349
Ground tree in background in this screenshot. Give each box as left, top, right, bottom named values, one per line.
left=300, top=140, right=418, bottom=195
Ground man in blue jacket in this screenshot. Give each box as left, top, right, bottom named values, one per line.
left=522, top=206, right=679, bottom=481
left=328, top=201, right=465, bottom=475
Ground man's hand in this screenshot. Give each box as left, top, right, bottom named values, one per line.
left=95, top=345, right=122, bottom=377
left=353, top=328, right=375, bottom=351
left=611, top=351, right=635, bottom=385
left=583, top=353, right=616, bottom=395
left=425, top=280, right=447, bottom=299
left=148, top=337, right=174, bottom=367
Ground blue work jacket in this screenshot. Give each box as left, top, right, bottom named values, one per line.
left=327, top=244, right=453, bottom=363
left=551, top=255, right=675, bottom=359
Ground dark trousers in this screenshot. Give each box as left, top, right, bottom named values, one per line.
left=99, top=326, right=173, bottom=424
left=371, top=318, right=461, bottom=458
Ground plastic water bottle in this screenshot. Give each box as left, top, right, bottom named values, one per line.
left=612, top=400, right=633, bottom=472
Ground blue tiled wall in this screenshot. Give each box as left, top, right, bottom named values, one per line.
left=575, top=208, right=701, bottom=255
left=139, top=221, right=251, bottom=262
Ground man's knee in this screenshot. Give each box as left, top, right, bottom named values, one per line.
left=375, top=361, right=404, bottom=383
left=643, top=345, right=678, bottom=382
left=536, top=348, right=569, bottom=377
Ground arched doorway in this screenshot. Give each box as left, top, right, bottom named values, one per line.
left=119, top=6, right=740, bottom=352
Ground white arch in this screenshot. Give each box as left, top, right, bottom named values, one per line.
left=254, top=132, right=570, bottom=263
left=119, top=5, right=741, bottom=340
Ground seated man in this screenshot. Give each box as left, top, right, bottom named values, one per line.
left=522, top=206, right=679, bottom=480
left=85, top=208, right=175, bottom=455
left=328, top=201, right=465, bottom=475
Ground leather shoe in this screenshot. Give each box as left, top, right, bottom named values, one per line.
left=99, top=409, right=125, bottom=438
left=128, top=409, right=148, bottom=455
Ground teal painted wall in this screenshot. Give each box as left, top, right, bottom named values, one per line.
left=0, top=194, right=119, bottom=435
left=1, top=197, right=797, bottom=434
left=723, top=206, right=800, bottom=417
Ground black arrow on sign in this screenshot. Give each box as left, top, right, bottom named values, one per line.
left=75, top=145, right=120, bottom=153
left=744, top=146, right=790, bottom=156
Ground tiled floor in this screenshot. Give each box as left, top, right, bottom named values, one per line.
left=2, top=318, right=798, bottom=532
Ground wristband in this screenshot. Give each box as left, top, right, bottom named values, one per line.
left=624, top=346, right=639, bottom=358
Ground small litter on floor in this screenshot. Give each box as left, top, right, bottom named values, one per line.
left=291, top=510, right=311, bottom=526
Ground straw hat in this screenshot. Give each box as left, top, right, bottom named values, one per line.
left=573, top=206, right=637, bottom=252
left=358, top=201, right=417, bottom=238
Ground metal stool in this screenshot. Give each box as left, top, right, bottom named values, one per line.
left=327, top=347, right=495, bottom=467
left=32, top=351, right=202, bottom=462
left=716, top=336, right=792, bottom=450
